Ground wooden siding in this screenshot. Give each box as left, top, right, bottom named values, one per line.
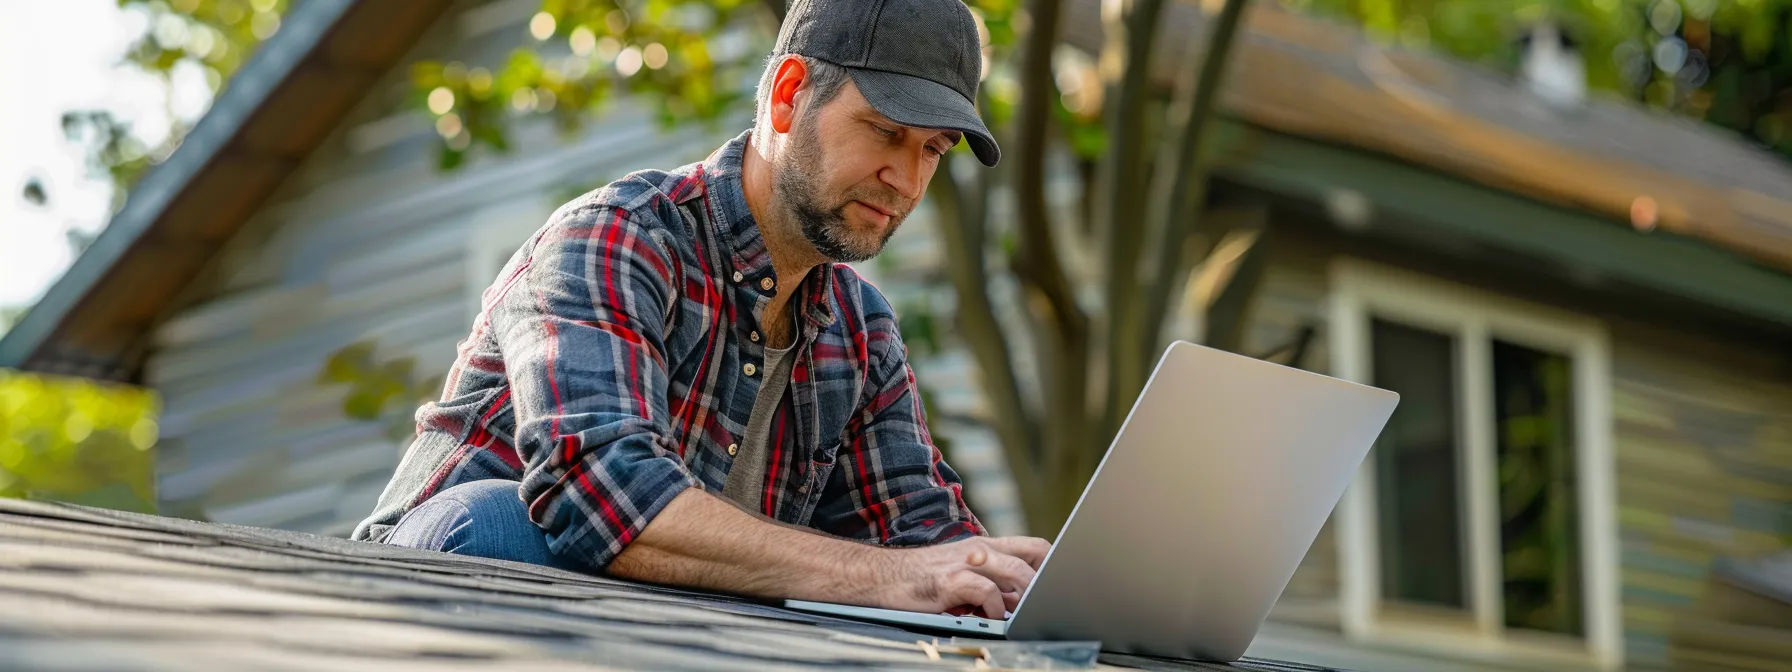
left=1607, top=322, right=1792, bottom=671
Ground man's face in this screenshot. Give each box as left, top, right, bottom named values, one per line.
left=773, top=81, right=961, bottom=263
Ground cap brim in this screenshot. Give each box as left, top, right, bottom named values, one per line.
left=845, top=67, right=1000, bottom=167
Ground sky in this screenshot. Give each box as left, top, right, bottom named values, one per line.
left=0, top=0, right=212, bottom=311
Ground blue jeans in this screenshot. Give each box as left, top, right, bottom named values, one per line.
left=386, top=479, right=584, bottom=571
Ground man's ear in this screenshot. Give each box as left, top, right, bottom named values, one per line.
left=769, top=56, right=808, bottom=135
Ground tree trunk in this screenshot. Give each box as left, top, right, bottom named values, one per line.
left=1114, top=0, right=1254, bottom=430
left=1096, top=0, right=1171, bottom=448
left=1008, top=0, right=1098, bottom=540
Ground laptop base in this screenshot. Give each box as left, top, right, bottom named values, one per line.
left=782, top=599, right=1009, bottom=637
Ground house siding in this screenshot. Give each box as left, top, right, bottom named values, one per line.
left=1607, top=323, right=1792, bottom=671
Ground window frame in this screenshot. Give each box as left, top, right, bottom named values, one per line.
left=1328, top=259, right=1622, bottom=670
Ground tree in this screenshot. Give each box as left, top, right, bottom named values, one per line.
left=1294, top=0, right=1792, bottom=158
left=0, top=369, right=160, bottom=514
left=414, top=0, right=1257, bottom=535
left=58, top=0, right=290, bottom=202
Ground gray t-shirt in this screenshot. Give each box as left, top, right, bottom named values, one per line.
left=720, top=338, right=799, bottom=510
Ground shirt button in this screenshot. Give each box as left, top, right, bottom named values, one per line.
left=727, top=443, right=739, bottom=456
left=743, top=362, right=757, bottom=376
left=797, top=483, right=809, bottom=494
left=759, top=277, right=775, bottom=291
left=749, top=331, right=761, bottom=342
left=732, top=271, right=744, bottom=282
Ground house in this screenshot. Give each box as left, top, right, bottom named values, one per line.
left=3, top=0, right=1789, bottom=670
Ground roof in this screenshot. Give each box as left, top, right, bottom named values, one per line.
left=1204, top=4, right=1792, bottom=270
left=1055, top=1, right=1792, bottom=268
left=0, top=497, right=1340, bottom=671
left=0, top=0, right=450, bottom=378
left=6, top=0, right=1792, bottom=376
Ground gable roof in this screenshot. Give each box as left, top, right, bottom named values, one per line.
left=5, top=0, right=1792, bottom=377
left=0, top=0, right=449, bottom=378
left=0, top=497, right=1336, bottom=670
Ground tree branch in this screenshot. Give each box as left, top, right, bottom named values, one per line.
left=1110, top=0, right=1252, bottom=432
left=1015, top=0, right=1080, bottom=345
left=1095, top=0, right=1170, bottom=445
left=1010, top=0, right=1095, bottom=512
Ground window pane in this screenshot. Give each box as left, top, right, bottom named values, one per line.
left=1371, top=319, right=1466, bottom=610
left=1493, top=340, right=1583, bottom=636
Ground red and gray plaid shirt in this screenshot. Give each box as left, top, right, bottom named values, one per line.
left=354, top=131, right=983, bottom=568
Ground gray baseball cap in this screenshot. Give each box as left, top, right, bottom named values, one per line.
left=772, top=0, right=1001, bottom=166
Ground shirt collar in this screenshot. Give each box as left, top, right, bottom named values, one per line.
left=699, top=130, right=837, bottom=329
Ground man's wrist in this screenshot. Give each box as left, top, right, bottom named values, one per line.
left=793, top=536, right=897, bottom=605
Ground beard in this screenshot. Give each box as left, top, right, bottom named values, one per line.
left=772, top=117, right=908, bottom=263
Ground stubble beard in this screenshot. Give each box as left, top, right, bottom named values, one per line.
left=773, top=116, right=907, bottom=264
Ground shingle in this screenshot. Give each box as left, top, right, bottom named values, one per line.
left=0, top=498, right=1346, bottom=671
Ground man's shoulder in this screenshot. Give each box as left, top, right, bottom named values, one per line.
left=545, top=164, right=706, bottom=238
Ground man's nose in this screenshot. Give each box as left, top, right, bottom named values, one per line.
left=880, top=149, right=927, bottom=202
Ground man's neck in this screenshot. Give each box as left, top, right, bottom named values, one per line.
left=742, top=133, right=826, bottom=349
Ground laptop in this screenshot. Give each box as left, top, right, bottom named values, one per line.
left=784, top=340, right=1399, bottom=660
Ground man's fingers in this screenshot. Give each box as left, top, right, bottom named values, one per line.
left=964, top=550, right=1036, bottom=594
left=987, top=536, right=1050, bottom=570
left=977, top=582, right=1005, bottom=621
left=1001, top=590, right=1021, bottom=613
left=949, top=573, right=1006, bottom=621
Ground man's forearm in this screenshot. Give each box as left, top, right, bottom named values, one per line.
left=606, top=487, right=893, bottom=603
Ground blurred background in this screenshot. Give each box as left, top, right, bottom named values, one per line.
left=3, top=0, right=1791, bottom=669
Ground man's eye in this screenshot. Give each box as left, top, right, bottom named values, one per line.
left=873, top=124, right=898, bottom=138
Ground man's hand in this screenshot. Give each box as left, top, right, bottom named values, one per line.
left=609, top=490, right=1049, bottom=619
left=875, top=536, right=1051, bottom=619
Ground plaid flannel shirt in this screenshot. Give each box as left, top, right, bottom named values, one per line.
left=354, top=131, right=983, bottom=569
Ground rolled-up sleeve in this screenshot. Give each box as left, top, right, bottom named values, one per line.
left=489, top=203, right=698, bottom=570
left=812, top=324, right=985, bottom=546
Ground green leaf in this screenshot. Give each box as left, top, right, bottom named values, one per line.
left=377, top=356, right=417, bottom=384
left=439, top=145, right=465, bottom=171
left=342, top=389, right=387, bottom=421
left=317, top=341, right=376, bottom=384
left=2, top=370, right=159, bottom=514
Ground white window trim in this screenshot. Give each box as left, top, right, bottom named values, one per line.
left=465, top=199, right=557, bottom=323
left=1327, top=259, right=1622, bottom=671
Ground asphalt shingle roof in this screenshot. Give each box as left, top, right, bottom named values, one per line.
left=0, top=497, right=1347, bottom=671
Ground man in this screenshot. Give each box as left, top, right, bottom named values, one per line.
left=353, top=0, right=1049, bottom=619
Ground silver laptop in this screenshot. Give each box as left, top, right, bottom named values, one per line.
left=785, top=340, right=1398, bottom=660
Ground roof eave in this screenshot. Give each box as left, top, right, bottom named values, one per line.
left=0, top=0, right=362, bottom=372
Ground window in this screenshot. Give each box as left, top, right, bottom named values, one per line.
left=1329, top=261, right=1620, bottom=670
